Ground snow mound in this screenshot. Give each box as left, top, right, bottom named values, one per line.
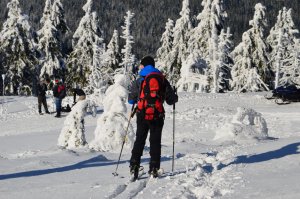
left=214, top=107, right=268, bottom=143
left=89, top=74, right=135, bottom=152
left=58, top=100, right=88, bottom=149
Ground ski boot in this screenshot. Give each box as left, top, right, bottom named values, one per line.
left=130, top=165, right=140, bottom=182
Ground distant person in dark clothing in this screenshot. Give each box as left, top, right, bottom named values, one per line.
left=72, top=88, right=86, bottom=106
left=52, top=79, right=66, bottom=118
left=37, top=79, right=50, bottom=115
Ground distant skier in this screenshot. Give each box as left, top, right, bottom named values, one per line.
left=128, top=55, right=178, bottom=179
left=37, top=79, right=50, bottom=115
left=52, top=79, right=66, bottom=118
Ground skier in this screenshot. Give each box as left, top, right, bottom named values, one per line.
left=128, top=55, right=178, bottom=179
left=52, top=79, right=66, bottom=118
left=37, top=79, right=50, bottom=115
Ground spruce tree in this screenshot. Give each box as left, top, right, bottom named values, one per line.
left=120, top=10, right=135, bottom=78
left=104, top=29, right=121, bottom=73
left=171, top=0, right=192, bottom=82
left=188, top=0, right=227, bottom=59
left=66, top=0, right=105, bottom=88
left=267, top=8, right=300, bottom=87
left=38, top=0, right=65, bottom=79
left=0, top=0, right=37, bottom=95
left=231, top=3, right=271, bottom=92
left=217, top=28, right=233, bottom=92
left=156, top=18, right=174, bottom=75
left=51, top=0, right=68, bottom=37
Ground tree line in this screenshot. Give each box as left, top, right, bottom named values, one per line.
left=0, top=0, right=299, bottom=58
left=0, top=0, right=299, bottom=95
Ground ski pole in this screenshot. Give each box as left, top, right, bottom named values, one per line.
left=113, top=104, right=136, bottom=176
left=172, top=86, right=176, bottom=173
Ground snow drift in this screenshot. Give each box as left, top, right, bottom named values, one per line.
left=214, top=107, right=268, bottom=143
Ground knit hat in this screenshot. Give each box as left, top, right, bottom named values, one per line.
left=140, top=56, right=155, bottom=67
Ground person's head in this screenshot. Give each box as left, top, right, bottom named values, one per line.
left=54, top=79, right=59, bottom=84
left=45, top=78, right=50, bottom=84
left=139, top=55, right=155, bottom=70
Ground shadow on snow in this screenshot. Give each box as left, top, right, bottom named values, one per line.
left=0, top=154, right=171, bottom=180
left=217, top=142, right=300, bottom=170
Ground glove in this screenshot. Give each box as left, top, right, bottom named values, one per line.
left=128, top=99, right=137, bottom=105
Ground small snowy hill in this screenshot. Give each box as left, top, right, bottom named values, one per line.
left=0, top=92, right=300, bottom=199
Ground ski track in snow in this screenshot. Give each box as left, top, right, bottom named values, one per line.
left=104, top=93, right=277, bottom=198
left=105, top=144, right=244, bottom=199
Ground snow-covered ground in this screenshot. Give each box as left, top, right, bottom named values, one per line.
left=1, top=92, right=300, bottom=199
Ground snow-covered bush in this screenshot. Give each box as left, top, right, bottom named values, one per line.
left=58, top=100, right=88, bottom=149
left=214, top=107, right=268, bottom=143
left=89, top=74, right=134, bottom=152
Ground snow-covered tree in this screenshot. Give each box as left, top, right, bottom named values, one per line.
left=231, top=32, right=269, bottom=92
left=58, top=100, right=88, bottom=149
left=89, top=74, right=134, bottom=152
left=177, top=0, right=227, bottom=93
left=51, top=0, right=68, bottom=38
left=40, top=0, right=52, bottom=26
left=156, top=18, right=174, bottom=74
left=208, top=21, right=220, bottom=93
left=216, top=28, right=233, bottom=92
left=171, top=0, right=192, bottom=81
left=231, top=3, right=271, bottom=92
left=207, top=0, right=228, bottom=93
left=104, top=30, right=121, bottom=74
left=38, top=0, right=65, bottom=78
left=66, top=0, right=105, bottom=88
left=188, top=0, right=227, bottom=59
left=280, top=38, right=300, bottom=85
left=0, top=0, right=38, bottom=94
left=267, top=7, right=300, bottom=87
left=120, top=10, right=135, bottom=77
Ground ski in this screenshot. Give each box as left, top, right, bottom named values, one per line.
left=275, top=98, right=291, bottom=105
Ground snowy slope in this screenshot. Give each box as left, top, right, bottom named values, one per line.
left=0, top=92, right=300, bottom=199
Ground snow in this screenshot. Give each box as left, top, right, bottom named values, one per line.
left=58, top=100, right=89, bottom=149
left=90, top=74, right=135, bottom=152
left=1, top=92, right=300, bottom=198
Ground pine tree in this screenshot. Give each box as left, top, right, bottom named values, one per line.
left=38, top=0, right=65, bottom=79
left=188, top=0, right=227, bottom=59
left=171, top=0, right=192, bottom=82
left=267, top=8, right=300, bottom=87
left=177, top=0, right=227, bottom=93
left=207, top=0, right=228, bottom=93
left=120, top=10, right=135, bottom=78
left=217, top=28, right=233, bottom=92
left=51, top=0, right=68, bottom=37
left=66, top=0, right=105, bottom=88
left=281, top=38, right=300, bottom=85
left=0, top=0, right=38, bottom=95
left=156, top=18, right=174, bottom=75
left=104, top=29, right=121, bottom=73
left=231, top=3, right=271, bottom=92
left=231, top=32, right=269, bottom=92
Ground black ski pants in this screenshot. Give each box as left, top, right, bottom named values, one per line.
left=38, top=95, right=49, bottom=113
left=130, top=113, right=164, bottom=171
